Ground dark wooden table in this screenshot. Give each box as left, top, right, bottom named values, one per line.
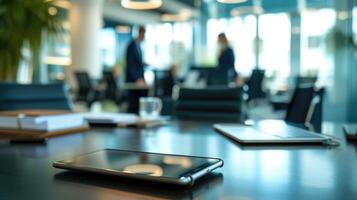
left=0, top=120, right=356, bottom=200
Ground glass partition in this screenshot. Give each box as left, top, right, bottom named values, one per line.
left=259, top=13, right=291, bottom=78
left=300, top=9, right=336, bottom=85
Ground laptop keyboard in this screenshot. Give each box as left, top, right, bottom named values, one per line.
left=254, top=123, right=323, bottom=139
left=273, top=131, right=321, bottom=138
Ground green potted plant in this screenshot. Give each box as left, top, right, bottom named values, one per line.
left=0, top=0, right=61, bottom=82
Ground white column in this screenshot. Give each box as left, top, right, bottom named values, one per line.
left=69, top=0, right=103, bottom=79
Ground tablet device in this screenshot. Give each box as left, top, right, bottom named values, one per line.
left=53, top=149, right=223, bottom=187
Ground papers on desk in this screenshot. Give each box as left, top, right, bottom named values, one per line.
left=83, top=113, right=137, bottom=124
left=0, top=110, right=166, bottom=134
left=0, top=110, right=86, bottom=131
left=83, top=113, right=167, bottom=128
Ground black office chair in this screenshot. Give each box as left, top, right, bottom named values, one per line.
left=207, top=68, right=229, bottom=87
left=271, top=76, right=318, bottom=111
left=246, top=69, right=266, bottom=102
left=295, top=76, right=317, bottom=86
left=175, top=87, right=244, bottom=122
left=284, top=85, right=325, bottom=132
left=305, top=87, right=325, bottom=132
left=0, top=83, right=72, bottom=111
left=74, top=71, right=92, bottom=102
left=102, top=71, right=122, bottom=105
left=74, top=71, right=102, bottom=107
left=154, top=70, right=175, bottom=98
left=153, top=70, right=176, bottom=116
left=285, top=85, right=315, bottom=124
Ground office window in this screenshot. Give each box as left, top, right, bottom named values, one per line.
left=259, top=13, right=291, bottom=78
left=99, top=28, right=117, bottom=67
left=143, top=22, right=193, bottom=75
left=206, top=16, right=257, bottom=76
left=300, top=9, right=336, bottom=83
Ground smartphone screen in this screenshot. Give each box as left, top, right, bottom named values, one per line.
left=55, top=149, right=221, bottom=180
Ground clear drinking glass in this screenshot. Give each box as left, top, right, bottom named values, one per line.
left=139, top=97, right=162, bottom=118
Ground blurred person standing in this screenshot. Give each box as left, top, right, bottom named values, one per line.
left=217, top=33, right=237, bottom=84
left=125, top=26, right=147, bottom=113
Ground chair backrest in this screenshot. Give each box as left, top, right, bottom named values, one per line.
left=0, top=83, right=72, bottom=111
left=305, top=87, right=325, bottom=132
left=285, top=85, right=315, bottom=124
left=74, top=71, right=92, bottom=100
left=247, top=69, right=266, bottom=101
left=154, top=70, right=174, bottom=98
left=295, top=76, right=317, bottom=86
left=102, top=71, right=119, bottom=100
left=75, top=72, right=92, bottom=91
left=207, top=68, right=229, bottom=87
left=176, top=87, right=244, bottom=122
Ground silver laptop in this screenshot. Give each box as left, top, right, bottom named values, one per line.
left=213, top=120, right=329, bottom=144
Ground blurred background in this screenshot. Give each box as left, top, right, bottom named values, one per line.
left=1, top=0, right=356, bottom=124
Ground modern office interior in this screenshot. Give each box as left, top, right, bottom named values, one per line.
left=0, top=0, right=357, bottom=199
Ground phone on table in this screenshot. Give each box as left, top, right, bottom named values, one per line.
left=53, top=149, right=224, bottom=187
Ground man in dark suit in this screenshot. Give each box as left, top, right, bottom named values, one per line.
left=125, top=26, right=147, bottom=113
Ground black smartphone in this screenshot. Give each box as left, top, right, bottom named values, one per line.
left=53, top=149, right=224, bottom=187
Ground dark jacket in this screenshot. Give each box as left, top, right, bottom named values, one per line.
left=125, top=40, right=144, bottom=83
left=218, top=47, right=235, bottom=71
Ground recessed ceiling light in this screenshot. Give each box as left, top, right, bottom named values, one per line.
left=48, top=7, right=58, bottom=16
left=161, top=9, right=192, bottom=22
left=121, top=0, right=162, bottom=10
left=217, top=0, right=248, bottom=4
left=46, top=0, right=72, bottom=9
left=231, top=6, right=264, bottom=16
left=116, top=25, right=131, bottom=33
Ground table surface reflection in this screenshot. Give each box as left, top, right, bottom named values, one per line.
left=0, top=120, right=356, bottom=200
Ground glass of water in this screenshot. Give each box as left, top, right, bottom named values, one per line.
left=139, top=97, right=162, bottom=118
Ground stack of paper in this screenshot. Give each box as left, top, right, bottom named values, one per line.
left=0, top=110, right=85, bottom=131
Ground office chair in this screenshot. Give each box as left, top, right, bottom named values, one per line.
left=285, top=85, right=315, bottom=124
left=154, top=70, right=175, bottom=98
left=295, top=76, right=317, bottom=86
left=207, top=68, right=230, bottom=87
left=0, top=83, right=72, bottom=111
left=102, top=71, right=122, bottom=105
left=175, top=87, right=244, bottom=122
left=153, top=70, right=176, bottom=116
left=271, top=76, right=318, bottom=111
left=304, top=87, right=325, bottom=132
left=74, top=71, right=102, bottom=107
left=74, top=71, right=92, bottom=101
left=246, top=69, right=266, bottom=102
left=284, top=85, right=326, bottom=132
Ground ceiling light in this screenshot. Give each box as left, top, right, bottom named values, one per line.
left=46, top=0, right=72, bottom=9
left=44, top=56, right=71, bottom=66
left=217, top=0, right=248, bottom=4
left=161, top=9, right=192, bottom=22
left=48, top=7, right=58, bottom=16
left=116, top=25, right=131, bottom=33
left=121, top=0, right=162, bottom=10
left=231, top=6, right=264, bottom=16
left=337, top=11, right=351, bottom=20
